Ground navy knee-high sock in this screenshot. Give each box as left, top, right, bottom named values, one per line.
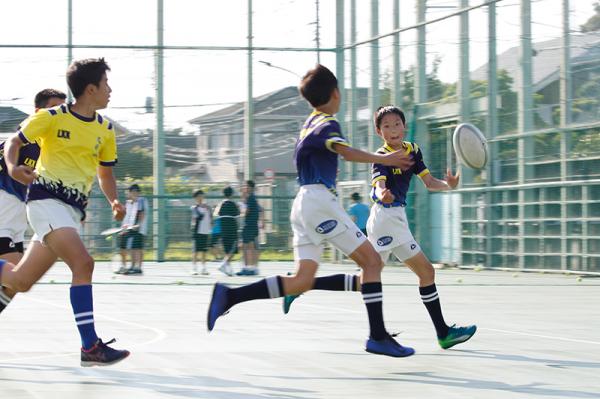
left=313, top=274, right=360, bottom=291
left=0, top=287, right=12, bottom=314
left=227, top=276, right=285, bottom=309
left=420, top=284, right=449, bottom=338
left=362, top=282, right=387, bottom=340
left=70, top=285, right=99, bottom=350
left=0, top=261, right=9, bottom=314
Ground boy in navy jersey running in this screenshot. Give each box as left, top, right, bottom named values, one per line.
left=0, top=89, right=66, bottom=314
left=207, top=65, right=415, bottom=357
left=283, top=105, right=477, bottom=350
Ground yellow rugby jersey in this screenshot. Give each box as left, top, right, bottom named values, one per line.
left=18, top=104, right=117, bottom=212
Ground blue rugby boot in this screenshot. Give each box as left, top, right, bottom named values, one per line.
left=282, top=294, right=300, bottom=314
left=236, top=268, right=259, bottom=276
left=282, top=271, right=300, bottom=314
left=438, top=324, right=477, bottom=349
left=207, top=283, right=230, bottom=331
left=365, top=334, right=415, bottom=358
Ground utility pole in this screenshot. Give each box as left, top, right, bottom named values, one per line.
left=315, top=0, right=321, bottom=63
left=67, top=0, right=73, bottom=101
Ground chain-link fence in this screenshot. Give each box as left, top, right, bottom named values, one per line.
left=2, top=0, right=600, bottom=272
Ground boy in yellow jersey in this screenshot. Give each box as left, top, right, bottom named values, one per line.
left=0, top=58, right=130, bottom=367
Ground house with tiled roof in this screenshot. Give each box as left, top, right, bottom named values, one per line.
left=471, top=31, right=600, bottom=124
left=0, top=106, right=28, bottom=140
left=187, top=86, right=369, bottom=184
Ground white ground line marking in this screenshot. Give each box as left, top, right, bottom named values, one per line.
left=2, top=295, right=167, bottom=362
left=301, top=303, right=363, bottom=314
left=179, top=286, right=600, bottom=347
left=0, top=352, right=73, bottom=362
left=481, top=327, right=600, bottom=346
left=26, top=296, right=168, bottom=347
left=286, top=300, right=600, bottom=345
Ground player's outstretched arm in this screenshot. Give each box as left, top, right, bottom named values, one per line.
left=333, top=144, right=413, bottom=170
left=97, top=165, right=125, bottom=221
left=4, top=134, right=36, bottom=185
left=421, top=168, right=460, bottom=191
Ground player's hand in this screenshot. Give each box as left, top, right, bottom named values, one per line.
left=445, top=168, right=460, bottom=189
left=380, top=188, right=395, bottom=204
left=9, top=165, right=37, bottom=185
left=112, top=200, right=126, bottom=221
left=381, top=150, right=414, bottom=171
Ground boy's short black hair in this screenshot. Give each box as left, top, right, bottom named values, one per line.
left=34, top=89, right=66, bottom=108
left=67, top=58, right=111, bottom=99
left=246, top=180, right=255, bottom=189
left=299, top=64, right=338, bottom=108
left=193, top=189, right=204, bottom=198
left=351, top=192, right=361, bottom=202
left=223, top=186, right=233, bottom=198
left=128, top=184, right=141, bottom=192
left=374, top=105, right=406, bottom=129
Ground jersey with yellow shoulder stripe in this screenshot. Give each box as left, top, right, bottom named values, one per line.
left=370, top=141, right=429, bottom=207
left=17, top=104, right=117, bottom=214
left=0, top=137, right=40, bottom=202
left=294, top=111, right=349, bottom=190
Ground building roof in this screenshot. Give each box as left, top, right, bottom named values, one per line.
left=189, top=86, right=370, bottom=125
left=189, top=86, right=310, bottom=124
left=0, top=106, right=28, bottom=133
left=471, top=31, right=600, bottom=91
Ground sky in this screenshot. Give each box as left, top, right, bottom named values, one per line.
left=0, top=0, right=597, bottom=131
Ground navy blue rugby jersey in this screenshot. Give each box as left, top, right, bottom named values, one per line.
left=294, top=111, right=349, bottom=190
left=0, top=139, right=40, bottom=202
left=370, top=142, right=429, bottom=207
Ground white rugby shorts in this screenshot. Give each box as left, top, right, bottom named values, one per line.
left=0, top=190, right=28, bottom=243
left=27, top=198, right=83, bottom=243
left=291, top=185, right=366, bottom=259
left=366, top=203, right=421, bottom=261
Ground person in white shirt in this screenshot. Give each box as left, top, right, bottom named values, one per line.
left=191, top=189, right=212, bottom=275
left=117, top=184, right=148, bottom=275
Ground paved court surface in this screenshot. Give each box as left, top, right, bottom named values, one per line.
left=0, top=261, right=598, bottom=399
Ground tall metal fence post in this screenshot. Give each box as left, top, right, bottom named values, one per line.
left=414, top=0, right=430, bottom=254
left=244, top=0, right=254, bottom=182
left=154, top=0, right=166, bottom=261
left=336, top=0, right=346, bottom=180
left=560, top=0, right=572, bottom=271
left=349, top=0, right=358, bottom=180
left=485, top=1, right=499, bottom=268
left=367, top=0, right=379, bottom=158
left=518, top=0, right=534, bottom=270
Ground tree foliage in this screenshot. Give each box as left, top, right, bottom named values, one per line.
left=581, top=2, right=600, bottom=32
left=572, top=71, right=600, bottom=121
left=114, top=145, right=153, bottom=181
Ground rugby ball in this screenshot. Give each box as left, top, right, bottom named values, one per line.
left=452, top=123, right=488, bottom=170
